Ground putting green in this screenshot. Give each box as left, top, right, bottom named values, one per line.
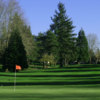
left=0, top=85, right=100, bottom=100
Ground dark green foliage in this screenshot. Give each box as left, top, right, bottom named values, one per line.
left=77, top=29, right=89, bottom=63
left=36, top=30, right=59, bottom=64
left=9, top=13, right=37, bottom=64
left=36, top=32, right=46, bottom=60
left=45, top=30, right=59, bottom=61
left=50, top=2, right=75, bottom=67
left=2, top=29, right=28, bottom=72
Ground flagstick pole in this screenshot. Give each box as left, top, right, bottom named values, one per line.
left=14, top=66, right=16, bottom=92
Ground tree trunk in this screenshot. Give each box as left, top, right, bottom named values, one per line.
left=43, top=62, right=45, bottom=69
left=60, top=59, right=64, bottom=68
left=78, top=62, right=80, bottom=64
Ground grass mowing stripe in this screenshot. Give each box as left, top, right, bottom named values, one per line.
left=1, top=76, right=100, bottom=82
left=1, top=71, right=100, bottom=76
left=0, top=86, right=100, bottom=100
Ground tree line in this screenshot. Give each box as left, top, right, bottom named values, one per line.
left=35, top=2, right=100, bottom=67
left=0, top=0, right=99, bottom=72
left=35, top=3, right=89, bottom=68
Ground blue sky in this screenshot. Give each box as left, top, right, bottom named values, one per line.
left=19, top=0, right=100, bottom=38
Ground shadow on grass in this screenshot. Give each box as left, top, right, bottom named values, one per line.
left=67, top=64, right=100, bottom=68
left=1, top=74, right=100, bottom=77
left=42, top=69, right=100, bottom=72
left=1, top=80, right=100, bottom=86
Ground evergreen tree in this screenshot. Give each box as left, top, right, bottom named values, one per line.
left=45, top=30, right=59, bottom=62
left=36, top=32, right=46, bottom=60
left=50, top=2, right=75, bottom=67
left=77, top=29, right=89, bottom=63
left=9, top=13, right=36, bottom=64
left=2, top=29, right=28, bottom=72
left=36, top=31, right=58, bottom=64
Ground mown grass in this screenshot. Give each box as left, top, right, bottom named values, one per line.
left=0, top=64, right=100, bottom=86
left=0, top=85, right=100, bottom=100
left=1, top=64, right=100, bottom=99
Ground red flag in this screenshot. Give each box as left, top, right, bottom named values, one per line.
left=16, top=65, right=21, bottom=70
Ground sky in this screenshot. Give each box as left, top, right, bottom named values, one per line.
left=19, top=0, right=100, bottom=38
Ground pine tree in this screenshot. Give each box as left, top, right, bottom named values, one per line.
left=77, top=29, right=89, bottom=63
left=45, top=30, right=59, bottom=62
left=2, top=29, right=28, bottom=72
left=9, top=13, right=36, bottom=64
left=50, top=2, right=75, bottom=67
left=36, top=32, right=46, bottom=60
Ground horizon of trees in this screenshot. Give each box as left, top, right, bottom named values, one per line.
left=0, top=0, right=100, bottom=71
left=35, top=2, right=100, bottom=66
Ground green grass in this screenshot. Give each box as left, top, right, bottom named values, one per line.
left=1, top=64, right=100, bottom=85
left=1, top=64, right=100, bottom=99
left=0, top=68, right=100, bottom=84
left=0, top=85, right=100, bottom=100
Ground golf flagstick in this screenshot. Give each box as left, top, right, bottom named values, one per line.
left=14, top=65, right=16, bottom=92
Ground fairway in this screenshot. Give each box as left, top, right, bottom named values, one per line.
left=0, top=85, right=100, bottom=100
left=0, top=65, right=100, bottom=99
left=1, top=65, right=100, bottom=86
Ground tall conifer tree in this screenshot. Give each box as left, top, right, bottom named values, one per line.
left=50, top=2, right=75, bottom=67
left=77, top=29, right=89, bottom=63
left=2, top=29, right=28, bottom=72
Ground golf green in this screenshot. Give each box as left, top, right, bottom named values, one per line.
left=0, top=85, right=100, bottom=100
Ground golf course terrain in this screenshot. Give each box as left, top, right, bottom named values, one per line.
left=0, top=0, right=99, bottom=100
left=0, top=64, right=100, bottom=100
